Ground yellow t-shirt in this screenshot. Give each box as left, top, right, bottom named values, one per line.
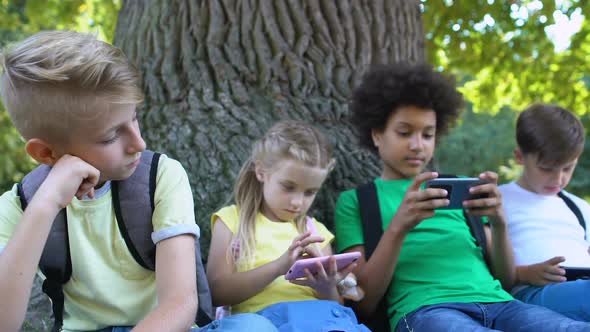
left=0, top=154, right=200, bottom=332
left=212, top=205, right=334, bottom=313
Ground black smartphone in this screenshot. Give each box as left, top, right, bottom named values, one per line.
left=424, top=178, right=489, bottom=209
left=564, top=266, right=590, bottom=281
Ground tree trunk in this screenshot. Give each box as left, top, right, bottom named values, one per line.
left=114, top=0, right=424, bottom=253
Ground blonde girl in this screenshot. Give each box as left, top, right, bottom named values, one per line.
left=206, top=120, right=369, bottom=331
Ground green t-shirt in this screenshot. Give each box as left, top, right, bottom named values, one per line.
left=335, top=178, right=513, bottom=330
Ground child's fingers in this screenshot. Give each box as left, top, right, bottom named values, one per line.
left=303, top=268, right=316, bottom=283
left=543, top=272, right=566, bottom=283
left=463, top=196, right=500, bottom=210
left=419, top=188, right=448, bottom=200
left=304, top=244, right=323, bottom=258
left=288, top=240, right=302, bottom=251
left=315, top=261, right=329, bottom=280
left=416, top=197, right=449, bottom=210
left=299, top=235, right=325, bottom=247
left=338, top=262, right=358, bottom=279
left=545, top=264, right=566, bottom=276
left=325, top=256, right=337, bottom=276
left=409, top=172, right=438, bottom=192
left=478, top=171, right=499, bottom=184
left=293, top=231, right=312, bottom=243
left=545, top=256, right=566, bottom=266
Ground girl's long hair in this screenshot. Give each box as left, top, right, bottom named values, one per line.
left=232, top=120, right=334, bottom=268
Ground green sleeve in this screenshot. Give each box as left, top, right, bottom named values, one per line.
left=334, top=189, right=364, bottom=253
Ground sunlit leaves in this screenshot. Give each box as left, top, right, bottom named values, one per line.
left=423, top=0, right=590, bottom=115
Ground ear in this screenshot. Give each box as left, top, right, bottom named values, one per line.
left=514, top=147, right=525, bottom=165
left=371, top=128, right=382, bottom=148
left=25, top=138, right=61, bottom=166
left=254, top=160, right=265, bottom=182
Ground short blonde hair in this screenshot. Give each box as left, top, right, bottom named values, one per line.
left=0, top=30, right=143, bottom=142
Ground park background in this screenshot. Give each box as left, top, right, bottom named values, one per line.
left=1, top=0, right=589, bottom=330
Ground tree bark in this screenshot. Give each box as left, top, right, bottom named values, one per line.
left=114, top=0, right=425, bottom=253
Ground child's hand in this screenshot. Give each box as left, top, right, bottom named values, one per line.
left=389, top=172, right=449, bottom=233
left=289, top=255, right=357, bottom=301
left=275, top=231, right=324, bottom=275
left=462, top=171, right=504, bottom=221
left=35, top=154, right=100, bottom=210
left=517, top=256, right=567, bottom=286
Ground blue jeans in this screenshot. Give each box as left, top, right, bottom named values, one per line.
left=91, top=313, right=277, bottom=332
left=257, top=300, right=371, bottom=332
left=514, top=280, right=590, bottom=322
left=395, top=301, right=590, bottom=332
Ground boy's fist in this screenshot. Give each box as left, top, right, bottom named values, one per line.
left=35, top=154, right=100, bottom=210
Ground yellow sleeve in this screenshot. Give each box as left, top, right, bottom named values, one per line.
left=211, top=205, right=240, bottom=235
left=0, top=184, right=23, bottom=249
left=151, top=155, right=200, bottom=241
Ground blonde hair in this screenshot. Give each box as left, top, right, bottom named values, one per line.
left=233, top=120, right=335, bottom=268
left=0, top=30, right=143, bottom=142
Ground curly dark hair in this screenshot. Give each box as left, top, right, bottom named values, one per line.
left=350, top=62, right=464, bottom=153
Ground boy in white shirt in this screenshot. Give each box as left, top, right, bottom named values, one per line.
left=500, top=103, right=590, bottom=321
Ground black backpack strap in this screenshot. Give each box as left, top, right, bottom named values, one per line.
left=19, top=165, right=71, bottom=332
left=194, top=239, right=213, bottom=326
left=356, top=181, right=391, bottom=332
left=113, top=150, right=213, bottom=325
left=356, top=181, right=383, bottom=259
left=112, top=150, right=159, bottom=270
left=558, top=191, right=586, bottom=240
left=463, top=212, right=491, bottom=268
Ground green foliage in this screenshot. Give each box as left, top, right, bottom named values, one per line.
left=423, top=0, right=590, bottom=115
left=435, top=106, right=517, bottom=182
left=0, top=104, right=33, bottom=192
left=0, top=0, right=121, bottom=42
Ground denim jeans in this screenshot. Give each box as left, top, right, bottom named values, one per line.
left=395, top=301, right=590, bottom=332
left=514, top=280, right=590, bottom=322
left=257, top=300, right=371, bottom=332
left=91, top=313, right=277, bottom=332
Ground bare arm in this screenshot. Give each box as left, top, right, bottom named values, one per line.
left=344, top=226, right=407, bottom=317
left=0, top=199, right=59, bottom=331
left=484, top=218, right=516, bottom=289
left=206, top=218, right=324, bottom=306
left=133, top=234, right=198, bottom=332
left=0, top=155, right=98, bottom=332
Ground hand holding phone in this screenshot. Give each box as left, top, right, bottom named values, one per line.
left=284, top=251, right=361, bottom=280
left=424, top=177, right=489, bottom=209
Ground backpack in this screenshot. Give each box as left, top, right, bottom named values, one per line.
left=17, top=150, right=213, bottom=332
left=354, top=178, right=587, bottom=332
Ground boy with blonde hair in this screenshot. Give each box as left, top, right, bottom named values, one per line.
left=500, top=103, right=590, bottom=321
left=0, top=31, right=276, bottom=332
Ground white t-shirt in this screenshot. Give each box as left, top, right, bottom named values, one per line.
left=500, top=181, right=590, bottom=268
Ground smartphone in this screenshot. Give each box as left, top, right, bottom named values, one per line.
left=284, top=251, right=361, bottom=280
left=424, top=177, right=489, bottom=209
left=563, top=266, right=590, bottom=281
